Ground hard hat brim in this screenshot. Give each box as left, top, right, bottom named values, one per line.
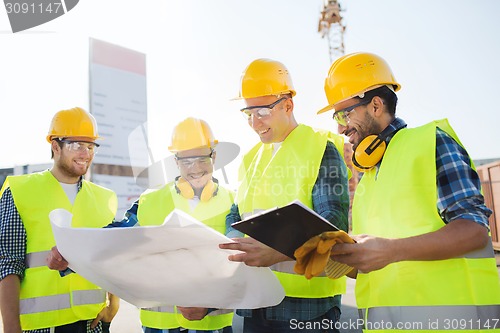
left=46, top=135, right=101, bottom=143
left=230, top=90, right=296, bottom=101
left=317, top=104, right=335, bottom=115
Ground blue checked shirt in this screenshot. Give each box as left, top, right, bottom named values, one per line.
left=0, top=178, right=102, bottom=333
left=225, top=141, right=350, bottom=321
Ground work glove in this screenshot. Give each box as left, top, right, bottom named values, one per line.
left=294, top=230, right=354, bottom=279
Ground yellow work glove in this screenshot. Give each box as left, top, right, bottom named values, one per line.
left=294, top=230, right=354, bottom=279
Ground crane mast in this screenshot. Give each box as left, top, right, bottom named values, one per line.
left=318, top=0, right=345, bottom=63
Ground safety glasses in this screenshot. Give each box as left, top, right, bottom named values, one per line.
left=175, top=152, right=213, bottom=168
left=58, top=139, right=99, bottom=154
left=332, top=100, right=370, bottom=126
left=240, top=97, right=287, bottom=120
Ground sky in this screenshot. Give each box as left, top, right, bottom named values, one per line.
left=1, top=0, right=499, bottom=181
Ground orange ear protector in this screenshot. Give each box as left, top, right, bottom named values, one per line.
left=352, top=125, right=396, bottom=172
left=174, top=176, right=219, bottom=202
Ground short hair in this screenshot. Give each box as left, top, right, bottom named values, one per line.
left=360, top=86, right=398, bottom=116
left=277, top=92, right=293, bottom=100
left=50, top=139, right=64, bottom=159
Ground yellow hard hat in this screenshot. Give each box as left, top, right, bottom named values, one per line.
left=46, top=107, right=99, bottom=142
left=318, top=52, right=401, bottom=114
left=235, top=58, right=296, bottom=99
left=168, top=117, right=218, bottom=152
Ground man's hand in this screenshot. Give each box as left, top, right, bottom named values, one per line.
left=330, top=235, right=396, bottom=273
left=91, top=293, right=119, bottom=328
left=219, top=237, right=292, bottom=267
left=330, top=220, right=491, bottom=274
left=177, top=307, right=208, bottom=321
left=46, top=246, right=69, bottom=271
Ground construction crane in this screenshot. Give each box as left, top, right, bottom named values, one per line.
left=318, top=0, right=346, bottom=63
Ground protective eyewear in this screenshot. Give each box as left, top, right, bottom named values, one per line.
left=240, top=97, right=287, bottom=120
left=175, top=152, right=213, bottom=168
left=332, top=100, right=370, bottom=126
left=58, top=139, right=99, bottom=154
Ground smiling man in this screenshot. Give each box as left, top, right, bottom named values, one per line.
left=220, top=58, right=350, bottom=333
left=134, top=117, right=235, bottom=333
left=0, top=107, right=118, bottom=333
left=318, top=52, right=500, bottom=332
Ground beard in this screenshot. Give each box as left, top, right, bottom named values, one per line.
left=57, top=155, right=90, bottom=179
left=352, top=113, right=384, bottom=150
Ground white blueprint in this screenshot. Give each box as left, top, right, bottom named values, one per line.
left=49, top=208, right=285, bottom=309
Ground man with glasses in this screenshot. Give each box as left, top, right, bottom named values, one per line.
left=317, top=52, right=500, bottom=332
left=49, top=117, right=234, bottom=333
left=0, top=107, right=118, bottom=332
left=135, top=117, right=234, bottom=333
left=219, top=58, right=349, bottom=333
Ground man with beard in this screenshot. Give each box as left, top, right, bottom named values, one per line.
left=317, top=52, right=500, bottom=332
left=0, top=107, right=118, bottom=333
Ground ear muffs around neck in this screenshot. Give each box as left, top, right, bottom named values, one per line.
left=174, top=176, right=219, bottom=202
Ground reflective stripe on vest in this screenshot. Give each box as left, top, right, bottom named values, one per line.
left=456, top=240, right=494, bottom=259
left=138, top=183, right=234, bottom=330
left=7, top=170, right=117, bottom=330
left=359, top=305, right=500, bottom=330
left=352, top=119, right=500, bottom=331
left=20, top=289, right=106, bottom=314
left=237, top=124, right=348, bottom=298
left=143, top=306, right=232, bottom=316
left=142, top=306, right=176, bottom=313
left=25, top=250, right=50, bottom=268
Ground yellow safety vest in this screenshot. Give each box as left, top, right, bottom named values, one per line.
left=138, top=182, right=234, bottom=330
left=4, top=170, right=117, bottom=330
left=353, top=119, right=500, bottom=332
left=237, top=124, right=348, bottom=298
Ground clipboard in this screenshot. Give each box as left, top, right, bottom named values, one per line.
left=231, top=200, right=343, bottom=259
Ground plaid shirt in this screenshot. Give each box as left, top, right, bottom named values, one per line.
left=225, top=141, right=350, bottom=321
left=0, top=178, right=102, bottom=333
